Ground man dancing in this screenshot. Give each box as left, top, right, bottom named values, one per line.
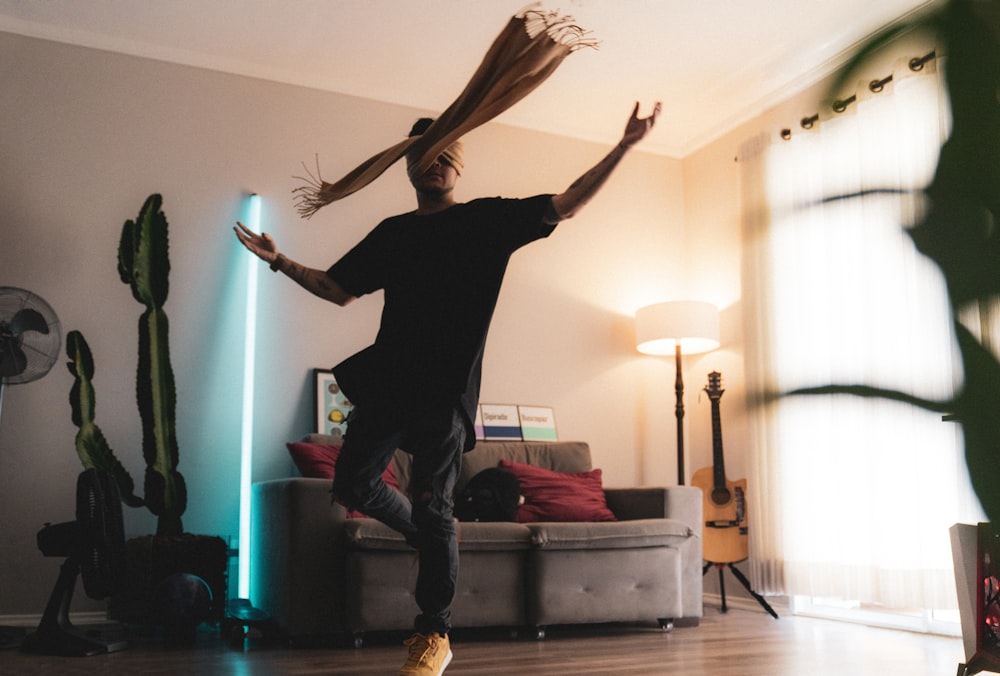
left=234, top=101, right=660, bottom=674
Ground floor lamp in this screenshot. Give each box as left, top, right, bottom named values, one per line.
left=635, top=301, right=720, bottom=485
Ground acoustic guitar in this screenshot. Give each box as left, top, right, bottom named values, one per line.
left=691, top=371, right=748, bottom=564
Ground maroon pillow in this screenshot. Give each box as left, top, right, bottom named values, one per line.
left=286, top=441, right=400, bottom=518
left=499, top=459, right=616, bottom=523
left=287, top=441, right=341, bottom=479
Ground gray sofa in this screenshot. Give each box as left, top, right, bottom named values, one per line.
left=251, top=440, right=702, bottom=644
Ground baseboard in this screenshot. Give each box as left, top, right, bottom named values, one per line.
left=0, top=611, right=108, bottom=629
left=702, top=593, right=790, bottom=616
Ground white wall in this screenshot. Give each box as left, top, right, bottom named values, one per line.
left=0, top=31, right=686, bottom=617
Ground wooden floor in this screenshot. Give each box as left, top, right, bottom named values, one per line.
left=0, top=606, right=969, bottom=675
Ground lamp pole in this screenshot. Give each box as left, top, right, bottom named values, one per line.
left=635, top=300, right=720, bottom=488
left=674, top=343, right=686, bottom=485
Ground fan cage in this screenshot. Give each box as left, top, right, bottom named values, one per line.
left=77, top=470, right=127, bottom=600
left=0, top=286, right=61, bottom=385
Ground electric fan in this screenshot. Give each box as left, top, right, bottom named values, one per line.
left=0, top=286, right=61, bottom=424
left=21, top=469, right=129, bottom=657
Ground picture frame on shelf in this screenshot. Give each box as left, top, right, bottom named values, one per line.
left=314, top=368, right=353, bottom=440
left=480, top=404, right=522, bottom=441
left=517, top=405, right=558, bottom=441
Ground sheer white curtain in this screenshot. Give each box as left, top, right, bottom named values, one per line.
left=741, top=56, right=984, bottom=610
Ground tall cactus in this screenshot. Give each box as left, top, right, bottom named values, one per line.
left=117, top=193, right=186, bottom=536
left=66, top=329, right=144, bottom=508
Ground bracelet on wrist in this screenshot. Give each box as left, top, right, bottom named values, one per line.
left=269, top=254, right=284, bottom=272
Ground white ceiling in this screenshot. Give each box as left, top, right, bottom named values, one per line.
left=0, top=0, right=935, bottom=157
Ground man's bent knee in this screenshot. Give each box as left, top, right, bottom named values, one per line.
left=331, top=476, right=371, bottom=511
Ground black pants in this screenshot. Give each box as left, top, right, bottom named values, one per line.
left=331, top=400, right=465, bottom=635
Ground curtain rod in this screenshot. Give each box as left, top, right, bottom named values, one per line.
left=780, top=50, right=936, bottom=140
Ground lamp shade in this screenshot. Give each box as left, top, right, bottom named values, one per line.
left=635, top=300, right=720, bottom=356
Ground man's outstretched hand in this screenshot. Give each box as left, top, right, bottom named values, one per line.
left=234, top=221, right=279, bottom=266
left=621, top=101, right=662, bottom=149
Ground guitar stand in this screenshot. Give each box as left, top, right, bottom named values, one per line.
left=703, top=561, right=779, bottom=619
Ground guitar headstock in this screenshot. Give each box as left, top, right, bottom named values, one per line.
left=705, top=371, right=725, bottom=400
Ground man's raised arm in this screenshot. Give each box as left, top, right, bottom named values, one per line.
left=547, top=101, right=662, bottom=223
left=233, top=221, right=356, bottom=306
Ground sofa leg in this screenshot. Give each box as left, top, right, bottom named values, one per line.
left=658, top=618, right=674, bottom=633
left=352, top=632, right=365, bottom=649
left=534, top=626, right=546, bottom=641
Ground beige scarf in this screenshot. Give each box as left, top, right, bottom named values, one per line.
left=293, top=8, right=596, bottom=218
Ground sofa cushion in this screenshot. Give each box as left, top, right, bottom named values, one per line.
left=339, top=440, right=594, bottom=497
left=344, top=518, right=534, bottom=552
left=460, top=441, right=593, bottom=488
left=342, top=519, right=410, bottom=551
left=499, top=459, right=616, bottom=523
left=526, top=518, right=694, bottom=550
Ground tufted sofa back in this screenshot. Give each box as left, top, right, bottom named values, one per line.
left=391, top=440, right=593, bottom=496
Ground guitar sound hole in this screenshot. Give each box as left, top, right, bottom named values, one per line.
left=711, top=487, right=732, bottom=506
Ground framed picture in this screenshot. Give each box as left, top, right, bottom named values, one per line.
left=480, top=404, right=522, bottom=441
left=518, top=405, right=558, bottom=441
left=314, top=368, right=353, bottom=439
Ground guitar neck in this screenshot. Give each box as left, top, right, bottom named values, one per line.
left=711, top=396, right=726, bottom=490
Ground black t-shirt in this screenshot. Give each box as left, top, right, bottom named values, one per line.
left=327, top=195, right=556, bottom=442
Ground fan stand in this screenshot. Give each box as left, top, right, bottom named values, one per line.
left=21, top=553, right=128, bottom=657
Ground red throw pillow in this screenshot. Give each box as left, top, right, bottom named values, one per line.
left=286, top=441, right=400, bottom=518
left=499, top=459, right=616, bottom=523
left=287, top=441, right=341, bottom=479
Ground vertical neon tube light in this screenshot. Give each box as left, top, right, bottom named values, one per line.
left=238, top=193, right=261, bottom=599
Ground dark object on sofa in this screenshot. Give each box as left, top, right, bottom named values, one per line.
left=454, top=467, right=521, bottom=522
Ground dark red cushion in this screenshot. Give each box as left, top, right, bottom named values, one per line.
left=287, top=441, right=341, bottom=479
left=499, top=459, right=616, bottom=523
left=286, top=441, right=399, bottom=518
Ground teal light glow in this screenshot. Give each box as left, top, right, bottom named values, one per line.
left=238, top=193, right=261, bottom=599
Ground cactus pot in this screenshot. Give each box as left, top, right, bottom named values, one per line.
left=108, top=533, right=228, bottom=638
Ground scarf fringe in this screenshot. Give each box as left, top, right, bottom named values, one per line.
left=292, top=155, right=327, bottom=219
left=520, top=8, right=599, bottom=52
left=293, top=7, right=595, bottom=218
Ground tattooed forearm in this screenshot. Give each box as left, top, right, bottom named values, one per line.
left=567, top=145, right=626, bottom=193
left=274, top=254, right=354, bottom=306
left=546, top=102, right=659, bottom=223
left=549, top=143, right=629, bottom=222
left=281, top=257, right=309, bottom=285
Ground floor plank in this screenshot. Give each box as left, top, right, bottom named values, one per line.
left=0, top=606, right=969, bottom=675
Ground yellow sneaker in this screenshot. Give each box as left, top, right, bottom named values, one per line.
left=399, top=632, right=452, bottom=675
